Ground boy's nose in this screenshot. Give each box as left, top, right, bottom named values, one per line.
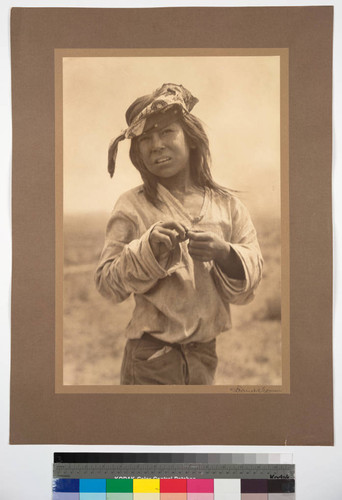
left=150, top=132, right=164, bottom=150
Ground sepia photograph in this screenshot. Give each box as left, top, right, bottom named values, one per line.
left=56, top=49, right=288, bottom=391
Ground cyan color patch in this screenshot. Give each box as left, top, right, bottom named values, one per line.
left=79, top=494, right=106, bottom=500
left=79, top=479, right=106, bottom=493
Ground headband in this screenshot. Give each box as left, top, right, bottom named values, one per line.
left=108, top=83, right=199, bottom=177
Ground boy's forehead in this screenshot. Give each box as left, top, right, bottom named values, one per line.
left=141, top=106, right=181, bottom=136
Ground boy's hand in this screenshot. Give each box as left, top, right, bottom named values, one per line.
left=149, top=221, right=189, bottom=260
left=188, top=230, right=245, bottom=279
left=187, top=230, right=230, bottom=263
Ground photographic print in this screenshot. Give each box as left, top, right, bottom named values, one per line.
left=11, top=7, right=333, bottom=445
left=56, top=49, right=289, bottom=392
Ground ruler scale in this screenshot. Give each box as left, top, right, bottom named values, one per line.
left=54, top=462, right=295, bottom=480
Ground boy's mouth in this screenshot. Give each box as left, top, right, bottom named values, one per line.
left=155, top=156, right=171, bottom=165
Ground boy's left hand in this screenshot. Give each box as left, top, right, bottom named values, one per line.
left=188, top=230, right=245, bottom=279
left=187, top=230, right=230, bottom=263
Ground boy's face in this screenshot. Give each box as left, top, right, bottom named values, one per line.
left=137, top=121, right=191, bottom=180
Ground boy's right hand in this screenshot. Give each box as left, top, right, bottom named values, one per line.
left=149, top=221, right=189, bottom=261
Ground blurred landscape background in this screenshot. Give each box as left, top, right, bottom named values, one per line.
left=63, top=211, right=281, bottom=386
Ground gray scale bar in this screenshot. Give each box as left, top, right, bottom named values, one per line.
left=53, top=463, right=295, bottom=480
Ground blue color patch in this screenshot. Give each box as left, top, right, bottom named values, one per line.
left=53, top=493, right=80, bottom=500
left=53, top=478, right=79, bottom=492
left=79, top=479, right=107, bottom=493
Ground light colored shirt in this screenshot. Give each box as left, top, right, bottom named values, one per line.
left=95, top=184, right=263, bottom=344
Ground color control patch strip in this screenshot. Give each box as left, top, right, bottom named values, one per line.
left=53, top=454, right=295, bottom=499
left=53, top=478, right=295, bottom=499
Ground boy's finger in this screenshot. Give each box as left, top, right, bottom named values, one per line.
left=179, top=222, right=190, bottom=233
left=162, top=221, right=189, bottom=240
left=159, top=228, right=179, bottom=247
left=178, top=223, right=190, bottom=241
left=188, top=240, right=210, bottom=250
left=188, top=230, right=212, bottom=241
left=188, top=245, right=210, bottom=256
left=153, top=231, right=173, bottom=249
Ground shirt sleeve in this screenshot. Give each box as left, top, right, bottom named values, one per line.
left=95, top=203, right=181, bottom=303
left=211, top=196, right=263, bottom=305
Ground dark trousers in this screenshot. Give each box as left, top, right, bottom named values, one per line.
left=120, top=333, right=218, bottom=385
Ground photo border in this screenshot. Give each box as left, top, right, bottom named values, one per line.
left=55, top=48, right=290, bottom=395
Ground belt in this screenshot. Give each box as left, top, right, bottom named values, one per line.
left=142, top=332, right=212, bottom=349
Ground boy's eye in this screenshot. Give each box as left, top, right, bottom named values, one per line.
left=161, top=128, right=173, bottom=135
left=138, top=135, right=149, bottom=143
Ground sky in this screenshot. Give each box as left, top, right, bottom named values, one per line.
left=62, top=52, right=281, bottom=218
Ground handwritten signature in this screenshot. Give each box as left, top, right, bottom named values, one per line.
left=228, top=386, right=283, bottom=393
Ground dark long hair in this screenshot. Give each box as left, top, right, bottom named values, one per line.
left=129, top=112, right=230, bottom=206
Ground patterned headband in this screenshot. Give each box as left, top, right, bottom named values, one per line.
left=108, top=83, right=199, bottom=177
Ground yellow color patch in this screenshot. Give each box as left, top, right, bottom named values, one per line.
left=133, top=479, right=160, bottom=493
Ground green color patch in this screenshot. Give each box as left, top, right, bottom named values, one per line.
left=107, top=479, right=133, bottom=493
left=106, top=494, right=133, bottom=500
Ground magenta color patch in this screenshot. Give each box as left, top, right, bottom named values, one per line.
left=187, top=494, right=214, bottom=500
left=187, top=479, right=214, bottom=493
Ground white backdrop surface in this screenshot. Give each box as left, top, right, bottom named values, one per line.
left=1, top=1, right=341, bottom=499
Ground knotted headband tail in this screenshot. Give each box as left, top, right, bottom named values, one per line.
left=107, top=133, right=125, bottom=178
